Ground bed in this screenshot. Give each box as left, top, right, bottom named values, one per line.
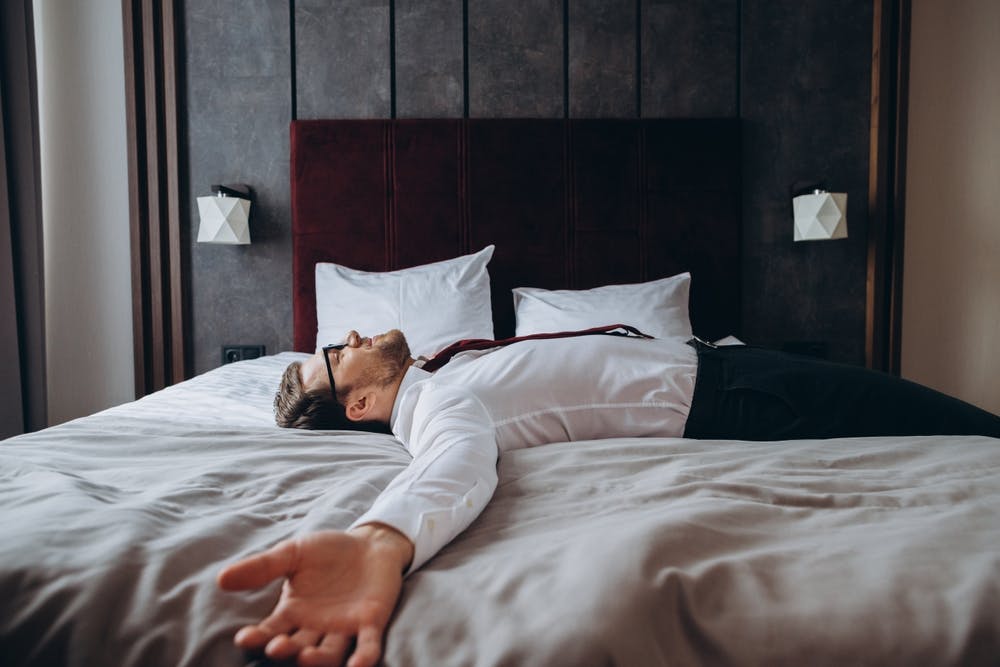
left=2, top=119, right=999, bottom=667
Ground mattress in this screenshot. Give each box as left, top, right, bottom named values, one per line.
left=2, top=354, right=998, bottom=666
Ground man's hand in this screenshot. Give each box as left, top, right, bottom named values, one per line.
left=217, top=524, right=414, bottom=667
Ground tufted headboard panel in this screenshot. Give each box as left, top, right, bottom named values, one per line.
left=291, top=119, right=740, bottom=351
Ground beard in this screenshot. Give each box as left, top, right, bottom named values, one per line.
left=374, top=329, right=411, bottom=373
left=355, top=329, right=411, bottom=391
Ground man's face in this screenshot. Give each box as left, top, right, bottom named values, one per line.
left=300, top=329, right=411, bottom=399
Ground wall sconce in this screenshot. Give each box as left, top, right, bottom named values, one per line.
left=793, top=188, right=847, bottom=241
left=197, top=184, right=252, bottom=244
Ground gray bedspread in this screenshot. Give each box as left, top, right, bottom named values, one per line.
left=2, top=354, right=998, bottom=666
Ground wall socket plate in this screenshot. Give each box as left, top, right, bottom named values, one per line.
left=221, top=345, right=266, bottom=364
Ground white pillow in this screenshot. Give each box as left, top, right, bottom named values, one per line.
left=315, top=246, right=495, bottom=357
left=512, top=272, right=692, bottom=340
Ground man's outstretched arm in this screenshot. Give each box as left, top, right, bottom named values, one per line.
left=217, top=523, right=414, bottom=667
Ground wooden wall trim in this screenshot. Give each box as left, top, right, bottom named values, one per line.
left=866, top=0, right=911, bottom=373
left=122, top=0, right=187, bottom=396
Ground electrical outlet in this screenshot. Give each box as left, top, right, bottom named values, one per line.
left=221, top=345, right=266, bottom=364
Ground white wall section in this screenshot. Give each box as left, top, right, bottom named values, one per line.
left=34, top=0, right=134, bottom=424
left=902, top=0, right=1000, bottom=413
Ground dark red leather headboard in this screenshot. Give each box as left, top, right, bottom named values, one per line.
left=291, top=119, right=740, bottom=352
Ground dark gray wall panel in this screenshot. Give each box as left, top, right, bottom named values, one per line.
left=185, top=1, right=292, bottom=374
left=741, top=0, right=873, bottom=364
left=468, top=0, right=563, bottom=117
left=179, top=1, right=879, bottom=371
left=569, top=0, right=636, bottom=117
left=642, top=0, right=739, bottom=117
left=296, top=0, right=390, bottom=119
left=396, top=0, right=464, bottom=118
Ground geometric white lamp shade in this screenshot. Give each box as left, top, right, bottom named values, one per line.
left=793, top=190, right=847, bottom=241
left=197, top=186, right=252, bottom=244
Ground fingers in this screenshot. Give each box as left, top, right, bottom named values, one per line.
left=299, top=633, right=351, bottom=667
left=237, top=625, right=377, bottom=667
left=263, top=628, right=321, bottom=661
left=233, top=615, right=295, bottom=650
left=217, top=540, right=298, bottom=591
left=346, top=625, right=383, bottom=667
left=258, top=630, right=352, bottom=667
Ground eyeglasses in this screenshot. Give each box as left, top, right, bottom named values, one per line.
left=322, top=343, right=347, bottom=402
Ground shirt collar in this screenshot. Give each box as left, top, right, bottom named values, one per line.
left=390, top=363, right=432, bottom=429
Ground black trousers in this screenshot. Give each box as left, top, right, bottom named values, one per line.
left=682, top=344, right=1000, bottom=440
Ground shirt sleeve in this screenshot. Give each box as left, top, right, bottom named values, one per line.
left=350, top=384, right=498, bottom=573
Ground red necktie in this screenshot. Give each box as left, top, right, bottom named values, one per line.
left=422, top=323, right=654, bottom=372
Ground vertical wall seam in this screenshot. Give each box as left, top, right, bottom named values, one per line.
left=736, top=0, right=742, bottom=117
left=462, top=0, right=470, bottom=118
left=563, top=0, right=570, bottom=118
left=636, top=0, right=642, bottom=118
left=389, top=0, right=396, bottom=118
left=289, top=0, right=297, bottom=120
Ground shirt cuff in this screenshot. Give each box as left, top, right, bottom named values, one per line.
left=350, top=478, right=493, bottom=574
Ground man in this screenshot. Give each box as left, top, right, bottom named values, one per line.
left=218, top=328, right=1000, bottom=667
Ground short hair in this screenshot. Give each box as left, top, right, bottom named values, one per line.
left=273, top=361, right=390, bottom=433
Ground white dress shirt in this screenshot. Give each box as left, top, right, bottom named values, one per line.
left=351, top=335, right=698, bottom=571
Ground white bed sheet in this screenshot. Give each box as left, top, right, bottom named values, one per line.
left=2, top=355, right=998, bottom=666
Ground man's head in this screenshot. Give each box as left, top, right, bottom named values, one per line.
left=274, top=329, right=413, bottom=431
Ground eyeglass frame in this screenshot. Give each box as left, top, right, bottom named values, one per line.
left=322, top=343, right=347, bottom=403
